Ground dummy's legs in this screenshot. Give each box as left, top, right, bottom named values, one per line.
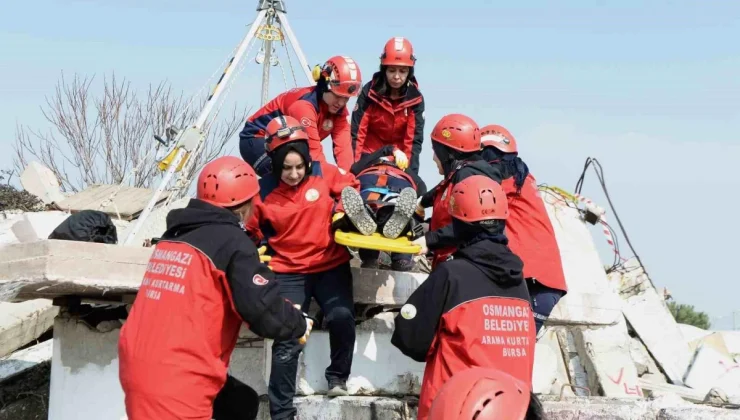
left=527, top=279, right=565, bottom=334
left=308, top=262, right=355, bottom=397
left=382, top=187, right=417, bottom=239
left=341, top=186, right=377, bottom=236
left=268, top=273, right=311, bottom=420
left=239, top=134, right=272, bottom=177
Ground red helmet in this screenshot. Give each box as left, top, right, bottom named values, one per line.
left=429, top=367, right=531, bottom=420
left=449, top=175, right=509, bottom=222
left=481, top=124, right=518, bottom=154
left=430, top=114, right=481, bottom=153
left=380, top=37, right=416, bottom=67
left=315, top=56, right=362, bottom=98
left=264, top=115, right=309, bottom=153
left=197, top=156, right=259, bottom=208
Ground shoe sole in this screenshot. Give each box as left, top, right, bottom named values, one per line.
left=382, top=187, right=417, bottom=239
left=327, top=386, right=349, bottom=397
left=341, top=187, right=377, bottom=236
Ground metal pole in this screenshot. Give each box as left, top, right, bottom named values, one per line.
left=123, top=10, right=267, bottom=246
left=260, top=10, right=274, bottom=106
left=276, top=11, right=315, bottom=84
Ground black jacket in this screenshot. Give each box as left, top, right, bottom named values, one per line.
left=162, top=199, right=306, bottom=340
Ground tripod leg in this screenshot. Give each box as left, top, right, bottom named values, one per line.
left=276, top=11, right=314, bottom=84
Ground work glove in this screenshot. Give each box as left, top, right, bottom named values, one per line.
left=295, top=304, right=315, bottom=345
left=412, top=235, right=428, bottom=255
left=258, top=246, right=273, bottom=270
left=331, top=212, right=352, bottom=231
left=393, top=148, right=409, bottom=171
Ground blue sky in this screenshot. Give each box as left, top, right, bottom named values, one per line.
left=2, top=0, right=739, bottom=328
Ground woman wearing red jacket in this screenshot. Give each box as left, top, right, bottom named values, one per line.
left=351, top=37, right=426, bottom=177
left=246, top=115, right=360, bottom=420
left=480, top=124, right=568, bottom=334
left=240, top=55, right=362, bottom=176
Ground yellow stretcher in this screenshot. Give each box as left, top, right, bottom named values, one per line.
left=334, top=231, right=421, bottom=254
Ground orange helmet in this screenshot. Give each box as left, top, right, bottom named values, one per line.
left=314, top=56, right=362, bottom=98
left=264, top=115, right=309, bottom=153
left=430, top=114, right=481, bottom=153
left=380, top=37, right=416, bottom=67
left=481, top=124, right=518, bottom=154
left=429, top=367, right=531, bottom=420
left=197, top=156, right=259, bottom=208
left=449, top=175, right=509, bottom=222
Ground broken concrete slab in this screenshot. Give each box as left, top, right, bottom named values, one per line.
left=533, top=328, right=572, bottom=395
left=0, top=339, right=53, bottom=382
left=0, top=240, right=432, bottom=307
left=0, top=299, right=58, bottom=357
left=0, top=211, right=25, bottom=246
left=684, top=345, right=740, bottom=402
left=54, top=184, right=171, bottom=221
left=20, top=161, right=66, bottom=205
left=11, top=211, right=70, bottom=243
left=557, top=329, right=590, bottom=397
left=0, top=240, right=153, bottom=302
left=572, top=318, right=644, bottom=398
left=614, top=261, right=693, bottom=386
left=630, top=336, right=665, bottom=379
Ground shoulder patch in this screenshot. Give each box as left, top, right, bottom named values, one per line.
left=253, top=274, right=269, bottom=286
left=300, top=117, right=311, bottom=127
left=401, top=304, right=417, bottom=320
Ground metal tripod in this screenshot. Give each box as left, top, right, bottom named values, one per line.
left=122, top=0, right=314, bottom=245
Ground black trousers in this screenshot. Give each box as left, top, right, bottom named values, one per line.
left=268, top=262, right=356, bottom=420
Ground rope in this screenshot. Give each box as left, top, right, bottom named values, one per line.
left=280, top=33, right=298, bottom=87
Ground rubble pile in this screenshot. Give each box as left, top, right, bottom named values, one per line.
left=1, top=161, right=739, bottom=420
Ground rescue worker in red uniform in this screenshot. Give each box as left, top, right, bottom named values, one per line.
left=428, top=367, right=545, bottom=420
left=412, top=114, right=502, bottom=269
left=246, top=115, right=360, bottom=420
left=481, top=124, right=568, bottom=334
left=392, top=175, right=535, bottom=420
left=118, top=156, right=312, bottom=420
left=351, top=37, right=426, bottom=176
left=239, top=55, right=362, bottom=176
left=333, top=144, right=427, bottom=271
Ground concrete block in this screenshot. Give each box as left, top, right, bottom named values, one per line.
left=0, top=212, right=25, bottom=246
left=11, top=211, right=70, bottom=243
left=0, top=299, right=58, bottom=357
left=256, top=396, right=417, bottom=420
left=48, top=314, right=125, bottom=420
left=0, top=339, right=52, bottom=382
left=684, top=344, right=740, bottom=400
left=0, top=240, right=428, bottom=307
left=20, top=161, right=66, bottom=205
left=286, top=313, right=425, bottom=396
left=0, top=240, right=153, bottom=302
left=572, top=317, right=644, bottom=398
left=615, top=261, right=692, bottom=386
left=557, top=329, right=590, bottom=397
left=630, top=336, right=664, bottom=378
left=533, top=328, right=571, bottom=395
left=229, top=345, right=268, bottom=396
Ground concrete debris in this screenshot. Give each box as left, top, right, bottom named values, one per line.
left=0, top=299, right=57, bottom=358
left=20, top=162, right=66, bottom=205
left=2, top=171, right=740, bottom=418
left=0, top=339, right=53, bottom=383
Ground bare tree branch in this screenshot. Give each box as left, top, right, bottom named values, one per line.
left=13, top=71, right=247, bottom=193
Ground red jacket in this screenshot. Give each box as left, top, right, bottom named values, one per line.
left=119, top=200, right=306, bottom=419
left=502, top=174, right=568, bottom=292
left=351, top=73, right=425, bottom=174
left=247, top=161, right=359, bottom=274
left=391, top=240, right=535, bottom=420
left=239, top=86, right=354, bottom=171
